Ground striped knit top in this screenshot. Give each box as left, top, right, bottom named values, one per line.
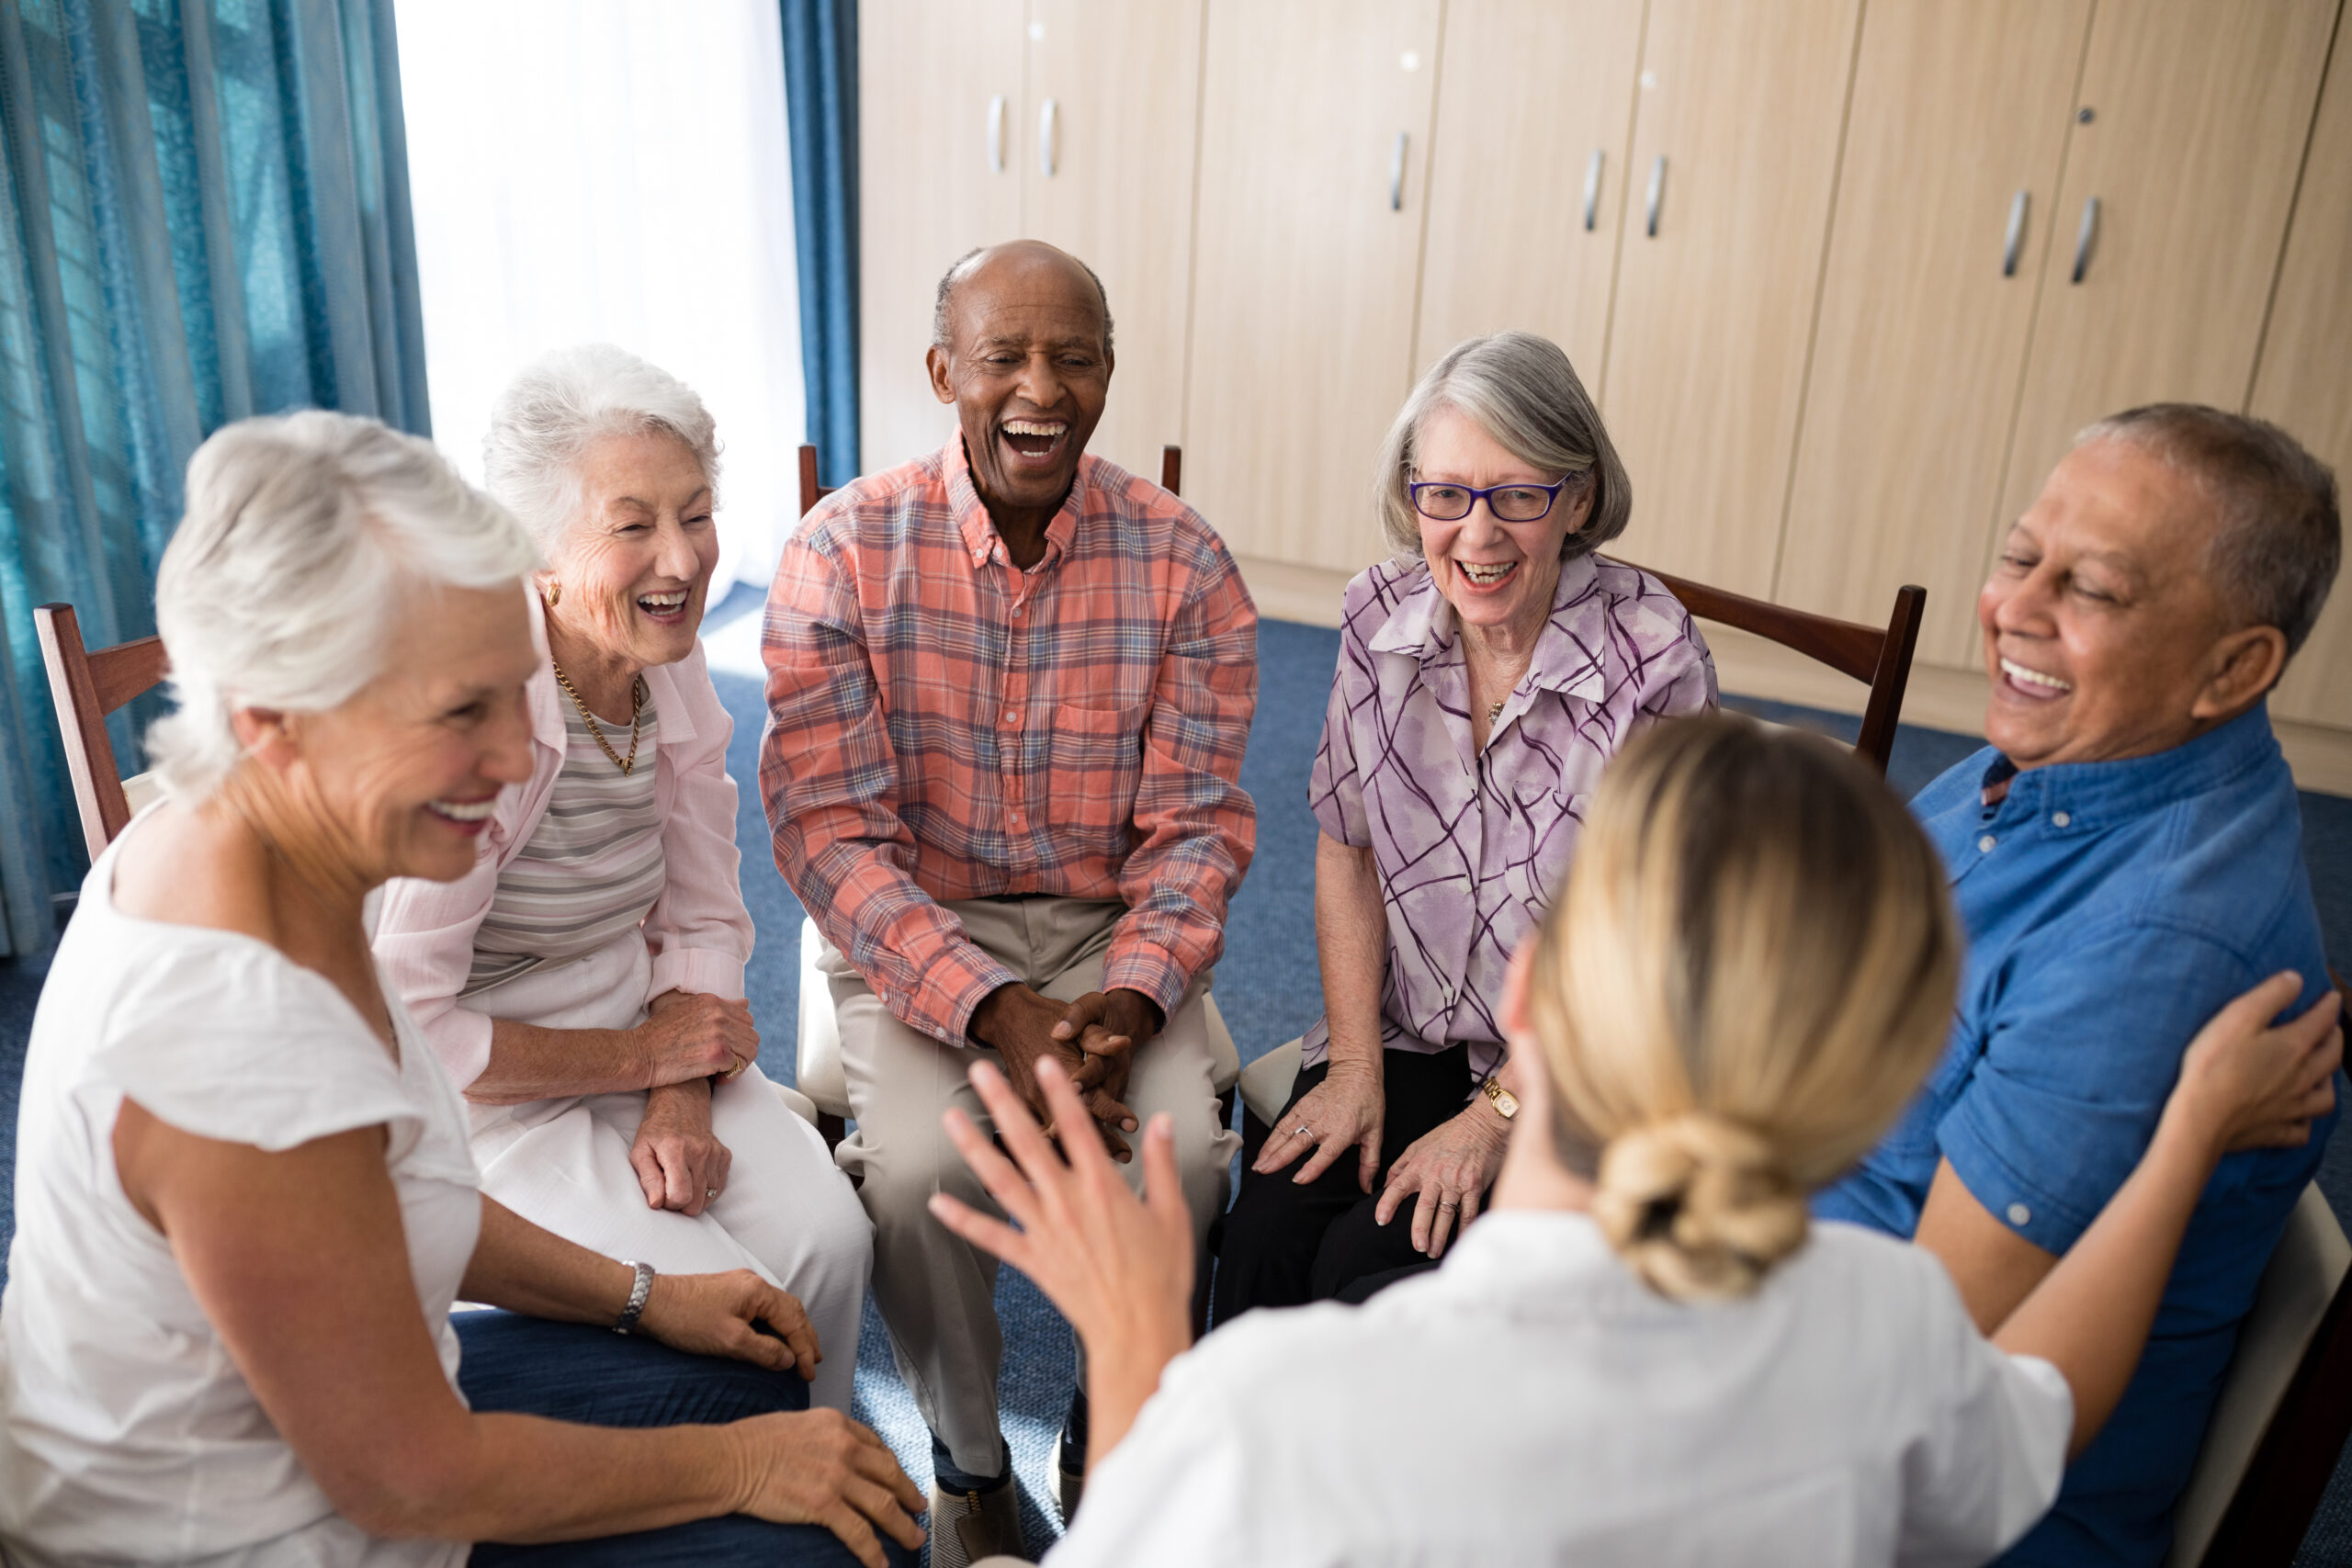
left=462, top=684, right=666, bottom=998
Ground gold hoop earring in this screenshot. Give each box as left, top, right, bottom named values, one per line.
left=543, top=580, right=562, bottom=608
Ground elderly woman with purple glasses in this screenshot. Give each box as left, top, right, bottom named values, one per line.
left=1214, top=331, right=1717, bottom=1317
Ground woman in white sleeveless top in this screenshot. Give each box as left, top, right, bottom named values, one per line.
left=373, top=346, right=869, bottom=1412
left=0, top=413, right=923, bottom=1567
left=931, top=717, right=2340, bottom=1566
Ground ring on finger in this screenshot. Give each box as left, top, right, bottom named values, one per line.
left=705, top=1187, right=719, bottom=1200
left=1293, top=1124, right=1313, bottom=1139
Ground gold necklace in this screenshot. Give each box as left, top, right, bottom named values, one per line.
left=549, top=656, right=646, bottom=774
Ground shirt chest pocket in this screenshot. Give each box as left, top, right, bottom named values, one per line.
left=1041, top=699, right=1148, bottom=839
left=1501, top=788, right=1590, bottom=919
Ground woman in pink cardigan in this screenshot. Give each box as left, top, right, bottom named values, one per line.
left=375, top=346, right=870, bottom=1411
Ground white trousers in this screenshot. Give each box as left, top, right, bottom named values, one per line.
left=465, top=934, right=873, bottom=1410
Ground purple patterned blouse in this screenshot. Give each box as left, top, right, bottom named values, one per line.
left=1305, top=552, right=1717, bottom=1081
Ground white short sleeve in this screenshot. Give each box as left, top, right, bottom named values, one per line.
left=1895, top=1279, right=2074, bottom=1566
left=1046, top=1353, right=1254, bottom=1567
left=89, top=938, right=422, bottom=1153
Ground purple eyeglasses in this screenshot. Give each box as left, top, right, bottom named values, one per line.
left=1408, top=469, right=1590, bottom=524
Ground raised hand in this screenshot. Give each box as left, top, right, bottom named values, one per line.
left=927, top=1057, right=1193, bottom=1469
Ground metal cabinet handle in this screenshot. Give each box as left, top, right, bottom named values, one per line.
left=1582, top=149, right=1604, bottom=231
left=1645, top=155, right=1666, bottom=237
left=1390, top=130, right=1408, bottom=210
left=2001, top=190, right=2028, bottom=276
left=2071, top=195, right=2098, bottom=284
left=988, top=96, right=1006, bottom=173
left=1039, top=98, right=1057, bottom=177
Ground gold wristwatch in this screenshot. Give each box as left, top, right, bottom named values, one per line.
left=1481, top=1073, right=1519, bottom=1120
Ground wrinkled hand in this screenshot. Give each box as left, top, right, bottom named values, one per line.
left=630, top=1078, right=730, bottom=1215
left=2167, top=972, right=2343, bottom=1156
left=1052, top=988, right=1161, bottom=1145
left=970, top=983, right=1137, bottom=1161
left=637, top=1267, right=821, bottom=1382
left=1374, top=1100, right=1511, bottom=1258
left=729, top=1407, right=927, bottom=1568
left=1253, top=1062, right=1385, bottom=1192
left=637, top=990, right=757, bottom=1087
left=928, top=1057, right=1194, bottom=1364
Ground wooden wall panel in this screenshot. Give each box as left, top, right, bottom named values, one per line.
left=1597, top=0, right=1862, bottom=599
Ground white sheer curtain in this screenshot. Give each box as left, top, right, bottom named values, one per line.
left=395, top=0, right=805, bottom=591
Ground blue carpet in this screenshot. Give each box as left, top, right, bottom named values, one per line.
left=4, top=597, right=2351, bottom=1561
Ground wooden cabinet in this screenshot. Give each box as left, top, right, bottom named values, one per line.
left=1975, top=0, right=2339, bottom=665
left=1595, top=0, right=1861, bottom=599
left=2256, top=18, right=2352, bottom=730
left=856, top=0, right=1023, bottom=475
left=855, top=0, right=1200, bottom=482
left=1776, top=0, right=2092, bottom=666
left=1017, top=0, right=1204, bottom=483
left=1412, top=0, right=1644, bottom=379
left=1183, top=0, right=1442, bottom=572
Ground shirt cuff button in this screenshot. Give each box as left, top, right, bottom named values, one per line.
left=2051, top=811, right=2071, bottom=828
left=2006, top=1202, right=2032, bottom=1227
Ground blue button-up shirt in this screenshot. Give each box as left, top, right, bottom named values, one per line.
left=1818, top=703, right=2336, bottom=1568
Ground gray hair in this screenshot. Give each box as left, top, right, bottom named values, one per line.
left=2078, top=404, right=2341, bottom=657
left=931, top=244, right=1116, bottom=358
left=146, top=412, right=538, bottom=802
left=1375, top=332, right=1631, bottom=560
left=481, top=344, right=722, bottom=555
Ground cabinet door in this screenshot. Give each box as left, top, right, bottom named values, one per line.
left=1184, top=0, right=1442, bottom=571
left=1976, top=0, right=2338, bottom=663
left=1777, top=0, right=2091, bottom=665
left=1411, top=0, right=1643, bottom=379
left=856, top=0, right=1024, bottom=475
left=1597, top=0, right=1862, bottom=598
left=2256, top=16, right=2352, bottom=730
left=1022, top=0, right=1204, bottom=485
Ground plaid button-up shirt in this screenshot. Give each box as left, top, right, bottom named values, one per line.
left=761, top=436, right=1259, bottom=1045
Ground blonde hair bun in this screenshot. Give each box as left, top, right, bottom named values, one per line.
left=1591, top=1112, right=1808, bottom=1303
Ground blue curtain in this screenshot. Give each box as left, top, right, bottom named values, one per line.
left=0, top=0, right=427, bottom=956
left=779, top=0, right=857, bottom=488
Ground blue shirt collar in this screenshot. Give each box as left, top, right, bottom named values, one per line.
left=1985, top=702, right=2282, bottom=830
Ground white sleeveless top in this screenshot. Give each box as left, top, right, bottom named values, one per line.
left=0, top=814, right=480, bottom=1566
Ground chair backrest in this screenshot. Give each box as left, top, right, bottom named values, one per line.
left=796, top=442, right=1185, bottom=518
left=2168, top=1179, right=2352, bottom=1568
left=1624, top=567, right=1926, bottom=775
left=33, top=603, right=169, bottom=860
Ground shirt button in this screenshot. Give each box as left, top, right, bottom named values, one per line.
left=1012, top=603, right=1024, bottom=616
left=1002, top=710, right=1019, bottom=725
left=1977, top=834, right=1996, bottom=852
left=2007, top=1202, right=2032, bottom=1227
left=2051, top=811, right=2071, bottom=828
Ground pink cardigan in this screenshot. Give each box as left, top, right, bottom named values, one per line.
left=374, top=596, right=754, bottom=1090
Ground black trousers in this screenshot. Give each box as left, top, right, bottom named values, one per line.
left=1213, top=1043, right=1477, bottom=1324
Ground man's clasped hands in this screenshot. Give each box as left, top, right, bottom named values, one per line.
left=967, top=982, right=1166, bottom=1161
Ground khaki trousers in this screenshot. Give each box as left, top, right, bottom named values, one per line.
left=817, top=895, right=1239, bottom=1478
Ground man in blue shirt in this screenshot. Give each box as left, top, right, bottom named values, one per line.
left=1820, top=403, right=2344, bottom=1567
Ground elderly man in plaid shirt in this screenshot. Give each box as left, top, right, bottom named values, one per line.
left=762, top=240, right=1256, bottom=1560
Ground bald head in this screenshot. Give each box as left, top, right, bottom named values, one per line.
left=932, top=241, right=1114, bottom=360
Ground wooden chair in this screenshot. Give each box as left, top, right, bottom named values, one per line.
left=33, top=603, right=170, bottom=861
left=1625, top=568, right=1928, bottom=776
left=789, top=442, right=1236, bottom=1160
left=797, top=442, right=1185, bottom=519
